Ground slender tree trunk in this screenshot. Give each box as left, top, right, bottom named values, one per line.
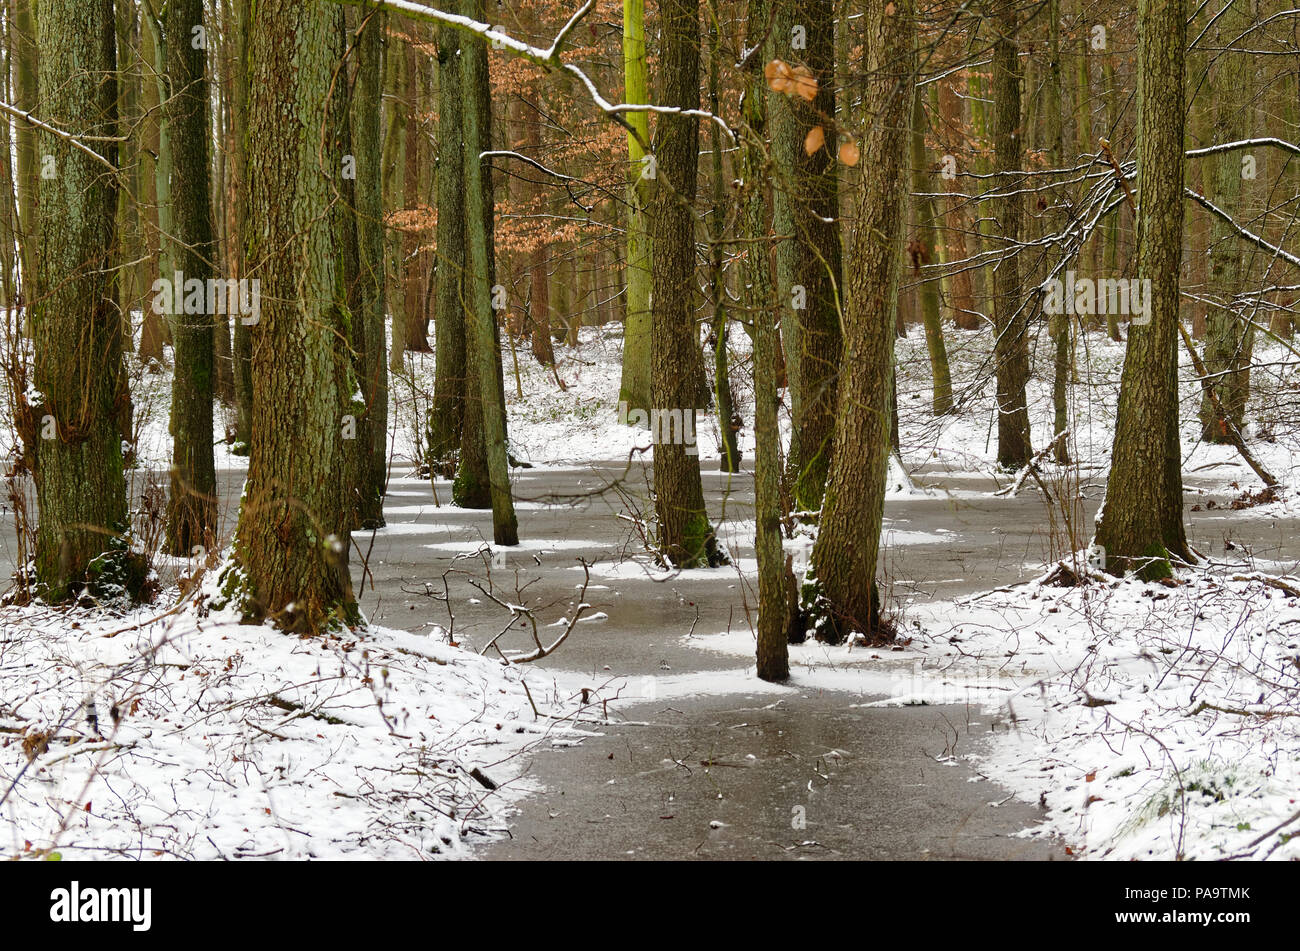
left=29, top=0, right=137, bottom=599
left=936, top=80, right=979, bottom=330
left=459, top=0, right=518, bottom=545
left=402, top=38, right=431, bottom=353
left=910, top=83, right=953, bottom=416
left=706, top=0, right=740, bottom=473
left=804, top=0, right=913, bottom=644
left=740, top=0, right=788, bottom=681
left=230, top=0, right=357, bottom=632
left=786, top=0, right=844, bottom=513
left=230, top=0, right=253, bottom=452
left=429, top=9, right=466, bottom=469
left=652, top=0, right=723, bottom=568
left=12, top=0, right=37, bottom=300
left=990, top=1, right=1031, bottom=470
left=618, top=0, right=653, bottom=417
left=351, top=2, right=389, bottom=527
left=163, top=0, right=218, bottom=556
left=1046, top=0, right=1070, bottom=463
left=1199, top=1, right=1251, bottom=442
left=1093, top=0, right=1190, bottom=580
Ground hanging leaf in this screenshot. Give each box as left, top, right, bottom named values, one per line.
left=838, top=140, right=861, bottom=166
left=765, top=59, right=793, bottom=94
left=804, top=125, right=826, bottom=155
left=791, top=65, right=818, bottom=102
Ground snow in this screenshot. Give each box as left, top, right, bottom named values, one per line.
left=0, top=570, right=590, bottom=860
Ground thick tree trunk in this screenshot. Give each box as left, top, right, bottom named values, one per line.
left=804, top=0, right=913, bottom=644
left=1093, top=0, right=1191, bottom=580
left=230, top=0, right=357, bottom=632
left=230, top=0, right=253, bottom=452
left=651, top=0, right=723, bottom=568
left=29, top=0, right=136, bottom=600
left=163, top=0, right=218, bottom=557
left=990, top=1, right=1031, bottom=470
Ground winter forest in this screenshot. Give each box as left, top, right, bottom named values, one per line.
left=0, top=0, right=1298, bottom=868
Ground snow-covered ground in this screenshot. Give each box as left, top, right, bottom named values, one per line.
left=0, top=570, right=591, bottom=860
left=3, top=312, right=1300, bottom=860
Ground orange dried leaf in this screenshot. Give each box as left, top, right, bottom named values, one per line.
left=838, top=140, right=861, bottom=166
left=804, top=125, right=826, bottom=155
left=791, top=65, right=818, bottom=102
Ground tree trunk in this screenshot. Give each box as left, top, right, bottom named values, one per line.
left=402, top=38, right=431, bottom=354
left=618, top=0, right=653, bottom=417
left=429, top=9, right=466, bottom=469
left=12, top=0, right=37, bottom=299
left=29, top=0, right=137, bottom=600
left=651, top=0, right=723, bottom=568
left=740, top=0, right=788, bottom=682
left=230, top=0, right=253, bottom=452
left=786, top=0, right=844, bottom=513
left=459, top=0, right=518, bottom=545
left=804, top=0, right=913, bottom=644
left=231, top=0, right=357, bottom=632
left=990, top=1, right=1031, bottom=470
left=1198, top=0, right=1251, bottom=443
left=351, top=2, right=389, bottom=528
left=1093, top=0, right=1190, bottom=580
left=910, top=83, right=953, bottom=416
left=706, top=0, right=740, bottom=473
left=163, top=0, right=218, bottom=557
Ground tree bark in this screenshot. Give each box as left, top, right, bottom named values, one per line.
left=459, top=0, right=518, bottom=545
left=990, top=0, right=1031, bottom=470
left=651, top=0, right=723, bottom=568
left=1093, top=0, right=1191, bottom=580
left=29, top=0, right=137, bottom=600
left=230, top=0, right=358, bottom=631
left=804, top=0, right=913, bottom=644
left=163, top=0, right=218, bottom=557
left=429, top=9, right=466, bottom=469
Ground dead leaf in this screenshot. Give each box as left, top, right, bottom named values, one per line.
left=838, top=141, right=861, bottom=166
left=804, top=125, right=826, bottom=155
left=791, top=65, right=818, bottom=101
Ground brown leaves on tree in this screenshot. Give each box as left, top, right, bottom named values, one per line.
left=804, top=125, right=826, bottom=155
left=765, top=59, right=817, bottom=101
left=838, top=141, right=861, bottom=166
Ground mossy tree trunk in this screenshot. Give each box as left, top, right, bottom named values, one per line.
left=786, top=0, right=844, bottom=512
left=1093, top=0, right=1191, bottom=580
left=618, top=0, right=653, bottom=417
left=30, top=0, right=134, bottom=600
left=351, top=1, right=389, bottom=528
left=232, top=0, right=357, bottom=632
left=804, top=0, right=913, bottom=645
left=739, top=0, right=788, bottom=682
left=163, top=0, right=218, bottom=557
left=651, top=0, right=723, bottom=568
left=458, top=0, right=518, bottom=545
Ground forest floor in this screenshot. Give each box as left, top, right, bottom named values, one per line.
left=2, top=317, right=1299, bottom=859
